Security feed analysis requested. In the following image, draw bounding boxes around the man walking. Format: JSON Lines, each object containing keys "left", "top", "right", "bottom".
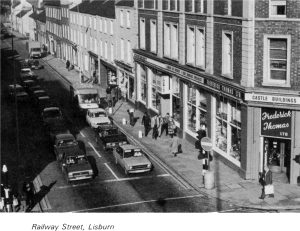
{"left": 127, "top": 108, "right": 135, "bottom": 126}
{"left": 151, "top": 115, "right": 160, "bottom": 140}
{"left": 160, "top": 113, "right": 170, "bottom": 137}
{"left": 141, "top": 112, "right": 151, "bottom": 137}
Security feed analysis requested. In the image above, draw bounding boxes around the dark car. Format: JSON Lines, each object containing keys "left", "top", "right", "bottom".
{"left": 20, "top": 68, "right": 38, "bottom": 83}
{"left": 22, "top": 79, "right": 38, "bottom": 92}
{"left": 94, "top": 124, "right": 128, "bottom": 150}
{"left": 53, "top": 134, "right": 79, "bottom": 162}
{"left": 1, "top": 32, "right": 13, "bottom": 40}
{"left": 42, "top": 107, "right": 63, "bottom": 124}
{"left": 46, "top": 119, "right": 70, "bottom": 142}
{"left": 37, "top": 96, "right": 56, "bottom": 112}
{"left": 30, "top": 60, "right": 44, "bottom": 70}
{"left": 32, "top": 90, "right": 47, "bottom": 104}
{"left": 7, "top": 84, "right": 29, "bottom": 102}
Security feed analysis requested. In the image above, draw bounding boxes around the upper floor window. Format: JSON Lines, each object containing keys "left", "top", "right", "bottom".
{"left": 270, "top": 0, "right": 286, "bottom": 17}
{"left": 140, "top": 18, "right": 145, "bottom": 49}
{"left": 185, "top": 0, "right": 204, "bottom": 13}
{"left": 263, "top": 35, "right": 291, "bottom": 87}
{"left": 150, "top": 20, "right": 157, "bottom": 53}
{"left": 120, "top": 10, "right": 124, "bottom": 27}
{"left": 222, "top": 31, "right": 233, "bottom": 78}
{"left": 187, "top": 26, "right": 205, "bottom": 68}
{"left": 100, "top": 18, "right": 103, "bottom": 32}
{"left": 110, "top": 20, "right": 113, "bottom": 35}
{"left": 111, "top": 43, "right": 114, "bottom": 62}
{"left": 127, "top": 11, "right": 130, "bottom": 28}
{"left": 164, "top": 22, "right": 178, "bottom": 60}
{"left": 94, "top": 17, "right": 96, "bottom": 30}
{"left": 89, "top": 16, "right": 92, "bottom": 28}
{"left": 104, "top": 19, "right": 107, "bottom": 34}
{"left": 127, "top": 40, "right": 131, "bottom": 63}
{"left": 121, "top": 38, "right": 125, "bottom": 60}
{"left": 138, "top": 0, "right": 144, "bottom": 8}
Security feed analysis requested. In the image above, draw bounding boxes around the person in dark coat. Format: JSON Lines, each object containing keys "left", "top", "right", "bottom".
{"left": 151, "top": 115, "right": 159, "bottom": 140}
{"left": 66, "top": 60, "right": 70, "bottom": 70}
{"left": 141, "top": 112, "right": 151, "bottom": 137}
{"left": 22, "top": 179, "right": 35, "bottom": 210}
{"left": 168, "top": 117, "right": 176, "bottom": 138}
{"left": 127, "top": 108, "right": 135, "bottom": 126}
{"left": 259, "top": 165, "right": 274, "bottom": 199}
{"left": 160, "top": 113, "right": 170, "bottom": 137}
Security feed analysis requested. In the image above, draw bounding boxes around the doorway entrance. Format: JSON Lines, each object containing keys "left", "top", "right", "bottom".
{"left": 263, "top": 137, "right": 291, "bottom": 182}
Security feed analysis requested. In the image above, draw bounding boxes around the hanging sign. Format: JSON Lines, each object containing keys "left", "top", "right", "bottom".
{"left": 261, "top": 108, "right": 292, "bottom": 138}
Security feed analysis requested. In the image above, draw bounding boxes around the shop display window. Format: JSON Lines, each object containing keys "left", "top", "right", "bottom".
{"left": 140, "top": 64, "right": 146, "bottom": 102}
{"left": 129, "top": 76, "right": 134, "bottom": 100}
{"left": 172, "top": 95, "right": 181, "bottom": 122}
{"left": 151, "top": 71, "right": 161, "bottom": 110}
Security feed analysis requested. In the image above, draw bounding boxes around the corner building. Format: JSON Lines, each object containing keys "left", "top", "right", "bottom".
{"left": 133, "top": 0, "right": 300, "bottom": 184}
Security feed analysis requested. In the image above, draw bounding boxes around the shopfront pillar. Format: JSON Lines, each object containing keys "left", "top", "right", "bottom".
{"left": 290, "top": 110, "right": 300, "bottom": 185}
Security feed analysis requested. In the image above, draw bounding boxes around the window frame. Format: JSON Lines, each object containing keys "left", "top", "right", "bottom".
{"left": 120, "top": 10, "right": 124, "bottom": 27}
{"left": 164, "top": 22, "right": 179, "bottom": 61}
{"left": 127, "top": 11, "right": 130, "bottom": 28}
{"left": 221, "top": 31, "right": 233, "bottom": 79}
{"left": 150, "top": 19, "right": 157, "bottom": 54}
{"left": 269, "top": 0, "right": 287, "bottom": 18}
{"left": 139, "top": 18, "right": 146, "bottom": 50}
{"left": 263, "top": 34, "right": 291, "bottom": 87}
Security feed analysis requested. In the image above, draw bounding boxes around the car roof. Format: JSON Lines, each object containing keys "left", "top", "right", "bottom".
{"left": 21, "top": 68, "right": 31, "bottom": 71}
{"left": 56, "top": 134, "right": 75, "bottom": 140}
{"left": 9, "top": 84, "right": 22, "bottom": 88}
{"left": 120, "top": 144, "right": 140, "bottom": 151}
{"left": 24, "top": 80, "right": 35, "bottom": 83}
{"left": 43, "top": 107, "right": 60, "bottom": 112}
{"left": 88, "top": 108, "right": 106, "bottom": 113}
{"left": 38, "top": 96, "right": 50, "bottom": 100}
{"left": 34, "top": 90, "right": 45, "bottom": 93}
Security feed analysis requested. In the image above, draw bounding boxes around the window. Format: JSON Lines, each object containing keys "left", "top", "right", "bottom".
{"left": 100, "top": 40, "right": 103, "bottom": 56}
{"left": 185, "top": 0, "right": 204, "bottom": 13}
{"left": 110, "top": 20, "right": 113, "bottom": 35}
{"left": 89, "top": 16, "right": 92, "bottom": 28}
{"left": 227, "top": 0, "right": 232, "bottom": 15}
{"left": 140, "top": 18, "right": 145, "bottom": 49}
{"left": 84, "top": 15, "right": 86, "bottom": 27}
{"left": 222, "top": 32, "right": 233, "bottom": 78}
{"left": 104, "top": 19, "right": 107, "bottom": 34}
{"left": 94, "top": 38, "right": 97, "bottom": 54}
{"left": 121, "top": 39, "right": 124, "bottom": 60}
{"left": 263, "top": 35, "right": 290, "bottom": 86}
{"left": 187, "top": 26, "right": 205, "bottom": 68}
{"left": 100, "top": 18, "right": 102, "bottom": 32}
{"left": 127, "top": 11, "right": 130, "bottom": 28}
{"left": 105, "top": 42, "right": 108, "bottom": 59}
{"left": 150, "top": 69, "right": 161, "bottom": 110}
{"left": 150, "top": 20, "right": 157, "bottom": 53}
{"left": 127, "top": 40, "right": 131, "bottom": 63}
{"left": 94, "top": 17, "right": 96, "bottom": 30}
{"left": 270, "top": 0, "right": 286, "bottom": 17}
{"left": 84, "top": 54, "right": 88, "bottom": 71}
{"left": 90, "top": 36, "right": 92, "bottom": 51}
{"left": 111, "top": 44, "right": 114, "bottom": 62}
{"left": 120, "top": 10, "right": 124, "bottom": 27}
{"left": 214, "top": 96, "right": 241, "bottom": 163}
{"left": 164, "top": 23, "right": 178, "bottom": 60}
{"left": 85, "top": 34, "right": 87, "bottom": 48}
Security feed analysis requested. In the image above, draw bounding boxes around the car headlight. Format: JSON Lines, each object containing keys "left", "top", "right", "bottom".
{"left": 89, "top": 170, "right": 93, "bottom": 175}
{"left": 147, "top": 164, "right": 151, "bottom": 168}
{"left": 128, "top": 166, "right": 132, "bottom": 170}
{"left": 68, "top": 173, "right": 72, "bottom": 177}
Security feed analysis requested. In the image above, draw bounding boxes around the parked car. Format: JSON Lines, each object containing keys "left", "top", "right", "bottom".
{"left": 37, "top": 96, "right": 56, "bottom": 112}
{"left": 27, "top": 85, "right": 42, "bottom": 98}
{"left": 42, "top": 107, "right": 63, "bottom": 124}
{"left": 22, "top": 79, "right": 38, "bottom": 92}
{"left": 53, "top": 134, "right": 79, "bottom": 162}
{"left": 94, "top": 124, "right": 128, "bottom": 150}
{"left": 113, "top": 144, "right": 152, "bottom": 175}
{"left": 60, "top": 147, "right": 93, "bottom": 183}
{"left": 1, "top": 32, "right": 13, "bottom": 40}
{"left": 7, "top": 84, "right": 28, "bottom": 101}
{"left": 20, "top": 68, "right": 38, "bottom": 83}
{"left": 86, "top": 108, "right": 111, "bottom": 129}
{"left": 32, "top": 90, "right": 47, "bottom": 104}
{"left": 21, "top": 59, "right": 44, "bottom": 70}
{"left": 46, "top": 119, "right": 70, "bottom": 142}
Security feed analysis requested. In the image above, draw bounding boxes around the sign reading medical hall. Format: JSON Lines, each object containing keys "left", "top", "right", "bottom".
{"left": 261, "top": 108, "right": 292, "bottom": 138}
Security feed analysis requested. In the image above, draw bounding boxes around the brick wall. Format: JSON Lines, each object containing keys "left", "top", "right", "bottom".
{"left": 213, "top": 18, "right": 243, "bottom": 84}
{"left": 255, "top": 0, "right": 269, "bottom": 18}
{"left": 254, "top": 21, "right": 300, "bottom": 90}
{"left": 287, "top": 0, "right": 300, "bottom": 18}
{"left": 256, "top": 0, "right": 300, "bottom": 18}
{"left": 214, "top": 0, "right": 243, "bottom": 17}
{"left": 232, "top": 0, "right": 243, "bottom": 17}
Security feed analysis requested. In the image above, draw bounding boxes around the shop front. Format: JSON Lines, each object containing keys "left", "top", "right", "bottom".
{"left": 100, "top": 59, "right": 117, "bottom": 89}
{"left": 88, "top": 51, "right": 99, "bottom": 84}
{"left": 245, "top": 93, "right": 300, "bottom": 184}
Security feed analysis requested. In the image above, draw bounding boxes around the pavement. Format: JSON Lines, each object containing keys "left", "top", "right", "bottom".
{"left": 11, "top": 30, "right": 300, "bottom": 211}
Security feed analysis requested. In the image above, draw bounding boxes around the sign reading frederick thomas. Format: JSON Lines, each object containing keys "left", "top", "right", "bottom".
{"left": 261, "top": 108, "right": 292, "bottom": 138}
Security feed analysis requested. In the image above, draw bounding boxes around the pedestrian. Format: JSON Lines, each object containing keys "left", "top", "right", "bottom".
{"left": 127, "top": 108, "right": 135, "bottom": 126}
{"left": 2, "top": 165, "right": 9, "bottom": 187}
{"left": 160, "top": 113, "right": 170, "bottom": 137}
{"left": 19, "top": 193, "right": 27, "bottom": 212}
{"left": 12, "top": 192, "right": 20, "bottom": 212}
{"left": 168, "top": 117, "right": 176, "bottom": 138}
{"left": 0, "top": 197, "right": 4, "bottom": 212}
{"left": 66, "top": 60, "right": 70, "bottom": 70}
{"left": 22, "top": 179, "right": 35, "bottom": 210}
{"left": 259, "top": 165, "right": 274, "bottom": 199}
{"left": 157, "top": 114, "right": 163, "bottom": 137}
{"left": 106, "top": 87, "right": 112, "bottom": 102}
{"left": 170, "top": 134, "right": 179, "bottom": 157}
{"left": 141, "top": 112, "right": 151, "bottom": 137}
{"left": 151, "top": 115, "right": 159, "bottom": 140}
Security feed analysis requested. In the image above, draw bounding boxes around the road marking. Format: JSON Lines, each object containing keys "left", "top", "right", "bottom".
{"left": 56, "top": 174, "right": 171, "bottom": 189}
{"left": 88, "top": 142, "right": 101, "bottom": 157}
{"left": 68, "top": 194, "right": 204, "bottom": 213}
{"left": 104, "top": 163, "right": 119, "bottom": 180}
{"left": 79, "top": 130, "right": 85, "bottom": 137}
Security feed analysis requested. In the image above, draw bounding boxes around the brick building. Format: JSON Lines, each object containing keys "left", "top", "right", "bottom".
{"left": 133, "top": 0, "right": 300, "bottom": 184}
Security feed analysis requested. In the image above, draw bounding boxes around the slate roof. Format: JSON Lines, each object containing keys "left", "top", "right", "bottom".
{"left": 16, "top": 10, "right": 31, "bottom": 18}
{"left": 70, "top": 0, "right": 116, "bottom": 19}
{"left": 12, "top": 1, "right": 21, "bottom": 8}
{"left": 29, "top": 11, "right": 38, "bottom": 19}
{"left": 35, "top": 10, "right": 46, "bottom": 23}
{"left": 115, "top": 0, "right": 134, "bottom": 7}
{"left": 44, "top": 0, "right": 60, "bottom": 7}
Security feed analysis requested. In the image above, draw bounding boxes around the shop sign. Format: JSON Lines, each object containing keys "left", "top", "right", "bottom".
{"left": 134, "top": 54, "right": 166, "bottom": 69}
{"left": 245, "top": 93, "right": 300, "bottom": 105}
{"left": 261, "top": 108, "right": 292, "bottom": 138}
{"left": 156, "top": 75, "right": 170, "bottom": 94}
{"left": 115, "top": 60, "right": 133, "bottom": 73}
{"left": 205, "top": 79, "right": 242, "bottom": 99}
{"left": 166, "top": 65, "right": 204, "bottom": 84}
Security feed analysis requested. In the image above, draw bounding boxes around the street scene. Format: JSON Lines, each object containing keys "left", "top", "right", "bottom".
{"left": 1, "top": 0, "right": 300, "bottom": 221}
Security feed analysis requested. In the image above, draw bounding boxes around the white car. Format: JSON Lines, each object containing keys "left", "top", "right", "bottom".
{"left": 86, "top": 108, "right": 111, "bottom": 128}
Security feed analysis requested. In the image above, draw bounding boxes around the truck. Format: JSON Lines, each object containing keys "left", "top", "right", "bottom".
{"left": 70, "top": 83, "right": 100, "bottom": 114}
{"left": 26, "top": 41, "right": 42, "bottom": 58}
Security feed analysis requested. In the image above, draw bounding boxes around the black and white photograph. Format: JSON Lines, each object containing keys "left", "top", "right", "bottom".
{"left": 1, "top": 0, "right": 300, "bottom": 230}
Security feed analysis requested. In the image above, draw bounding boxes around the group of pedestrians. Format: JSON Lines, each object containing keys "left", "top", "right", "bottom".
{"left": 0, "top": 165, "right": 35, "bottom": 212}
{"left": 140, "top": 112, "right": 181, "bottom": 157}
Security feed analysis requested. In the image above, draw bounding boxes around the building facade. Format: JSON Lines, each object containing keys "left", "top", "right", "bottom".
{"left": 133, "top": 0, "right": 300, "bottom": 184}
{"left": 36, "top": 10, "right": 47, "bottom": 46}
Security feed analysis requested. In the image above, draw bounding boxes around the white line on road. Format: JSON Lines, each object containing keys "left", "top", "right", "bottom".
{"left": 68, "top": 194, "right": 204, "bottom": 213}
{"left": 88, "top": 142, "right": 101, "bottom": 157}
{"left": 79, "top": 130, "right": 85, "bottom": 137}
{"left": 104, "top": 163, "right": 119, "bottom": 180}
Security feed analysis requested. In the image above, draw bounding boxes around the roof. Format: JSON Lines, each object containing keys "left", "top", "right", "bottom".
{"left": 43, "top": 107, "right": 60, "bottom": 112}
{"left": 121, "top": 144, "right": 140, "bottom": 150}
{"left": 16, "top": 10, "right": 31, "bottom": 18}
{"left": 44, "top": 0, "right": 60, "bottom": 7}
{"left": 115, "top": 0, "right": 134, "bottom": 7}
{"left": 12, "top": 1, "right": 21, "bottom": 8}
{"left": 70, "top": 0, "right": 116, "bottom": 19}
{"left": 35, "top": 10, "right": 46, "bottom": 23}
{"left": 88, "top": 108, "right": 106, "bottom": 113}
{"left": 29, "top": 11, "right": 38, "bottom": 19}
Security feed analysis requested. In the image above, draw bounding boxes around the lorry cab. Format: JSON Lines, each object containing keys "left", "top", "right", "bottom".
{"left": 61, "top": 148, "right": 93, "bottom": 182}
{"left": 70, "top": 83, "right": 99, "bottom": 114}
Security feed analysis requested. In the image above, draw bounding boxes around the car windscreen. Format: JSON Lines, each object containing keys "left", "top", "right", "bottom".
{"left": 57, "top": 139, "right": 76, "bottom": 146}
{"left": 124, "top": 149, "right": 142, "bottom": 158}
{"left": 78, "top": 94, "right": 98, "bottom": 104}
{"left": 21, "top": 70, "right": 31, "bottom": 74}
{"left": 32, "top": 48, "right": 40, "bottom": 52}
{"left": 44, "top": 109, "right": 61, "bottom": 118}
{"left": 92, "top": 111, "right": 107, "bottom": 118}
{"left": 105, "top": 129, "right": 118, "bottom": 136}
{"left": 66, "top": 156, "right": 87, "bottom": 165}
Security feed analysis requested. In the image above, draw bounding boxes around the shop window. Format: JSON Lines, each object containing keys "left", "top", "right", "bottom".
{"left": 269, "top": 0, "right": 286, "bottom": 17}
{"left": 150, "top": 69, "right": 161, "bottom": 110}
{"left": 140, "top": 64, "right": 147, "bottom": 103}
{"left": 129, "top": 75, "right": 134, "bottom": 100}
{"left": 263, "top": 36, "right": 290, "bottom": 87}
{"left": 171, "top": 76, "right": 180, "bottom": 123}
{"left": 214, "top": 96, "right": 241, "bottom": 162}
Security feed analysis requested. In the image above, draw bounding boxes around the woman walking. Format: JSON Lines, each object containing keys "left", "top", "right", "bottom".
{"left": 168, "top": 117, "right": 176, "bottom": 138}
{"left": 259, "top": 165, "right": 274, "bottom": 199}
{"left": 170, "top": 134, "right": 179, "bottom": 157}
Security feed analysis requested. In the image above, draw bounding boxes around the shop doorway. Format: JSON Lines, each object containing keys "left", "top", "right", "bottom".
{"left": 263, "top": 137, "right": 291, "bottom": 182}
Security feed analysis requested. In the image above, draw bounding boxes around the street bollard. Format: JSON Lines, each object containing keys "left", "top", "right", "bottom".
{"left": 122, "top": 118, "right": 126, "bottom": 125}
{"left": 138, "top": 131, "right": 142, "bottom": 138}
